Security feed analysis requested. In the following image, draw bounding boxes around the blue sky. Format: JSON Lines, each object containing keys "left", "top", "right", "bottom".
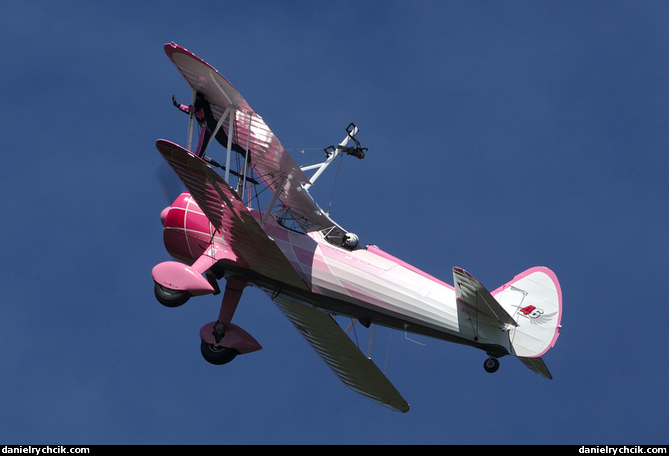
{"left": 1, "top": 0, "right": 668, "bottom": 444}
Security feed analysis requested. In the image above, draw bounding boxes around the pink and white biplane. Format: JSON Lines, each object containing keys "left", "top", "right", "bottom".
{"left": 152, "top": 43, "right": 562, "bottom": 413}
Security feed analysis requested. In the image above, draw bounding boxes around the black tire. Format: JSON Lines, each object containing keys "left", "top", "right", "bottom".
{"left": 200, "top": 340, "right": 239, "bottom": 365}
{"left": 483, "top": 357, "right": 500, "bottom": 373}
{"left": 154, "top": 282, "right": 191, "bottom": 308}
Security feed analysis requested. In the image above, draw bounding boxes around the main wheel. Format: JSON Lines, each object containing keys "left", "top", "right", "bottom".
{"left": 483, "top": 357, "right": 500, "bottom": 373}
{"left": 200, "top": 340, "right": 239, "bottom": 365}
{"left": 154, "top": 282, "right": 191, "bottom": 308}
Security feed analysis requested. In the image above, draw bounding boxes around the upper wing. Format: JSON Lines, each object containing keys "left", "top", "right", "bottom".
{"left": 271, "top": 294, "right": 410, "bottom": 413}
{"left": 164, "top": 42, "right": 341, "bottom": 233}
{"left": 156, "top": 139, "right": 308, "bottom": 290}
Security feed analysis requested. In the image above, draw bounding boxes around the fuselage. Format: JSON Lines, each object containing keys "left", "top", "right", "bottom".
{"left": 161, "top": 192, "right": 509, "bottom": 354}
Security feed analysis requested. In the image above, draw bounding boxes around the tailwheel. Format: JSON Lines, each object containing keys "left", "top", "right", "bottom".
{"left": 154, "top": 282, "right": 191, "bottom": 308}
{"left": 483, "top": 357, "right": 500, "bottom": 373}
{"left": 200, "top": 340, "right": 239, "bottom": 365}
{"left": 198, "top": 277, "right": 261, "bottom": 365}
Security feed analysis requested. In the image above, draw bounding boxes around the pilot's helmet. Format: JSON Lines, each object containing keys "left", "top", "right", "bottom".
{"left": 342, "top": 233, "right": 359, "bottom": 249}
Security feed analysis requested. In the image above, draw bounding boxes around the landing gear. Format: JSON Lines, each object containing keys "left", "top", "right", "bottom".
{"left": 198, "top": 277, "right": 263, "bottom": 365}
{"left": 200, "top": 340, "right": 239, "bottom": 365}
{"left": 483, "top": 357, "right": 500, "bottom": 373}
{"left": 153, "top": 263, "right": 262, "bottom": 363}
{"left": 154, "top": 282, "right": 191, "bottom": 308}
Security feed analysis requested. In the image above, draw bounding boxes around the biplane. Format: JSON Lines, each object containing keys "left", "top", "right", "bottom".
{"left": 152, "top": 43, "right": 562, "bottom": 413}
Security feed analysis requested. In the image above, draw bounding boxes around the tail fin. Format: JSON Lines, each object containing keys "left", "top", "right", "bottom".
{"left": 492, "top": 267, "right": 562, "bottom": 377}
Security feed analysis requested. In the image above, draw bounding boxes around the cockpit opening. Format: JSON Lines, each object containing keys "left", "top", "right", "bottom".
{"left": 321, "top": 226, "right": 360, "bottom": 251}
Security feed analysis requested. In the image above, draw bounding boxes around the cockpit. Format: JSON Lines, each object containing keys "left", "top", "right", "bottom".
{"left": 321, "top": 226, "right": 360, "bottom": 251}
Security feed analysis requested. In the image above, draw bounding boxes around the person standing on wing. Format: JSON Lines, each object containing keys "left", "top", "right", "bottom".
{"left": 173, "top": 92, "right": 246, "bottom": 159}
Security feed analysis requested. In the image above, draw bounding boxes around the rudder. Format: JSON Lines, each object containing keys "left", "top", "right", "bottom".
{"left": 492, "top": 267, "right": 562, "bottom": 360}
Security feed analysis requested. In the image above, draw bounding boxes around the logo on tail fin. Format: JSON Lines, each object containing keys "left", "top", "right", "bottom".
{"left": 516, "top": 305, "right": 557, "bottom": 325}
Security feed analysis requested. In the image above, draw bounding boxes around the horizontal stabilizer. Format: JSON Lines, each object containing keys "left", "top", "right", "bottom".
{"left": 271, "top": 295, "right": 410, "bottom": 413}
{"left": 519, "top": 356, "right": 552, "bottom": 379}
{"left": 453, "top": 267, "right": 518, "bottom": 328}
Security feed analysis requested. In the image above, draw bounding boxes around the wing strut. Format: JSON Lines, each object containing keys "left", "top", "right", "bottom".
{"left": 261, "top": 175, "right": 288, "bottom": 226}
{"left": 186, "top": 89, "right": 197, "bottom": 151}
{"left": 342, "top": 319, "right": 395, "bottom": 374}
{"left": 200, "top": 104, "right": 234, "bottom": 183}
{"left": 238, "top": 112, "right": 253, "bottom": 198}
{"left": 205, "top": 105, "right": 232, "bottom": 159}
{"left": 181, "top": 83, "right": 236, "bottom": 184}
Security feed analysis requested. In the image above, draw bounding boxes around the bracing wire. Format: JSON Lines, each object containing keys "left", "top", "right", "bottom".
{"left": 384, "top": 329, "right": 394, "bottom": 374}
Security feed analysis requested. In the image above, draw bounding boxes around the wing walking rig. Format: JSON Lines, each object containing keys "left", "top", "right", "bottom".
{"left": 152, "top": 43, "right": 563, "bottom": 413}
